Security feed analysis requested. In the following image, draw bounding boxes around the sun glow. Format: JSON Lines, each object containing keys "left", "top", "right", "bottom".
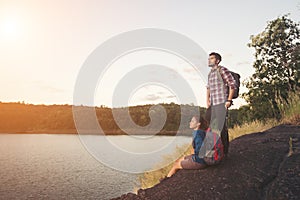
{"left": 0, "top": 15, "right": 22, "bottom": 41}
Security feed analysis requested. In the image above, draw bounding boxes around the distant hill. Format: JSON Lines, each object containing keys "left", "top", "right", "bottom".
{"left": 0, "top": 102, "right": 212, "bottom": 135}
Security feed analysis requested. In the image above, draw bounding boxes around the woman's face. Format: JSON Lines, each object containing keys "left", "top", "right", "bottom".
{"left": 189, "top": 117, "right": 200, "bottom": 130}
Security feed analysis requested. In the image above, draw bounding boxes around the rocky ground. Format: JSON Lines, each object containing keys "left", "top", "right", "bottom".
{"left": 112, "top": 124, "right": 300, "bottom": 200}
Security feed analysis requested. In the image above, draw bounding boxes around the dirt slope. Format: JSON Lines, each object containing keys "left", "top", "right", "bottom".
{"left": 112, "top": 124, "right": 300, "bottom": 200}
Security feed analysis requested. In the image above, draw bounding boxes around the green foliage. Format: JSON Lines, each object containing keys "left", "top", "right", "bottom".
{"left": 243, "top": 14, "right": 300, "bottom": 121}
{"left": 277, "top": 91, "right": 300, "bottom": 125}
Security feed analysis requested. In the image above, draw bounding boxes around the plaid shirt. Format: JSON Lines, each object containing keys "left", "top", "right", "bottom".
{"left": 206, "top": 66, "right": 236, "bottom": 106}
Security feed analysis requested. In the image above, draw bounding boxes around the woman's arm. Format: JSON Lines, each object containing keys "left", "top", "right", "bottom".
{"left": 189, "top": 144, "right": 195, "bottom": 154}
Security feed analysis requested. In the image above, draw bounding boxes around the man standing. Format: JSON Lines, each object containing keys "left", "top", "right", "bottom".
{"left": 205, "top": 52, "right": 236, "bottom": 156}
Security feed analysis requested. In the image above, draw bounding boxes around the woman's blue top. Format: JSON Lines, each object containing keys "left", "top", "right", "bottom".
{"left": 191, "top": 129, "right": 206, "bottom": 164}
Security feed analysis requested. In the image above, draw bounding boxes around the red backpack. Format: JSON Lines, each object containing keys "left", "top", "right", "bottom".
{"left": 203, "top": 128, "right": 224, "bottom": 165}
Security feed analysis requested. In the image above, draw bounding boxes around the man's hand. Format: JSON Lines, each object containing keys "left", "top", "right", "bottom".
{"left": 225, "top": 101, "right": 231, "bottom": 108}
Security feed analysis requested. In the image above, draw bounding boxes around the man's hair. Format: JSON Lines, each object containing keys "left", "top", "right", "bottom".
{"left": 209, "top": 52, "right": 222, "bottom": 63}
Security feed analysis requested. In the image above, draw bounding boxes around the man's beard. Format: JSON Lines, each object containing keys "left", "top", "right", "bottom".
{"left": 208, "top": 63, "right": 216, "bottom": 67}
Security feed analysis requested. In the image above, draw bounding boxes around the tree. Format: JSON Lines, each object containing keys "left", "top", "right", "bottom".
{"left": 243, "top": 14, "right": 300, "bottom": 121}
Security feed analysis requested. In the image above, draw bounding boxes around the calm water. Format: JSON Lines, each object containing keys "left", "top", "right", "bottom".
{"left": 0, "top": 134, "right": 191, "bottom": 199}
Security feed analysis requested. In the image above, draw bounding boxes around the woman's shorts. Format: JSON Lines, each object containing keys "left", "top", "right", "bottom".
{"left": 180, "top": 154, "right": 206, "bottom": 170}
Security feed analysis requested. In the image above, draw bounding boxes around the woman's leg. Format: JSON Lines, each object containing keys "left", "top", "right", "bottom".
{"left": 181, "top": 156, "right": 206, "bottom": 170}
{"left": 167, "top": 156, "right": 185, "bottom": 177}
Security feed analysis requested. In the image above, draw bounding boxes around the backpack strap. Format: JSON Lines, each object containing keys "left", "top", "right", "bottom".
{"left": 217, "top": 66, "right": 226, "bottom": 85}
{"left": 208, "top": 66, "right": 223, "bottom": 81}
{"left": 208, "top": 70, "right": 212, "bottom": 80}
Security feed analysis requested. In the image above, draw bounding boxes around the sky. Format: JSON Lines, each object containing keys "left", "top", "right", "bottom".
{"left": 0, "top": 0, "right": 299, "bottom": 109}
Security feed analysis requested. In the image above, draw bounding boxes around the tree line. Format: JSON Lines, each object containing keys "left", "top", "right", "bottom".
{"left": 0, "top": 101, "right": 243, "bottom": 135}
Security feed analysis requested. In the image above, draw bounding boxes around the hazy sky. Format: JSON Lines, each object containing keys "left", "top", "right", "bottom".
{"left": 1, "top": 0, "right": 299, "bottom": 108}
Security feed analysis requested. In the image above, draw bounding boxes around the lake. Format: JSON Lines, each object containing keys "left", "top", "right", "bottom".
{"left": 0, "top": 134, "right": 191, "bottom": 199}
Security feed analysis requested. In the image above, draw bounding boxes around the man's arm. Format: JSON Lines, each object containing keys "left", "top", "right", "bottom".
{"left": 220, "top": 67, "right": 236, "bottom": 108}
{"left": 225, "top": 88, "right": 235, "bottom": 108}
{"left": 228, "top": 87, "right": 234, "bottom": 101}
{"left": 206, "top": 88, "right": 210, "bottom": 108}
{"left": 206, "top": 72, "right": 211, "bottom": 108}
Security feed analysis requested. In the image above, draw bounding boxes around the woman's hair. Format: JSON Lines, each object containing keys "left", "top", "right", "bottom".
{"left": 193, "top": 115, "right": 209, "bottom": 130}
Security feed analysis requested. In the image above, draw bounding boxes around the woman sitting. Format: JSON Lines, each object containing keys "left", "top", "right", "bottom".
{"left": 166, "top": 115, "right": 208, "bottom": 178}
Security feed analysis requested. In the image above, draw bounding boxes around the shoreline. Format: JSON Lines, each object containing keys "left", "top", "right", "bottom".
{"left": 0, "top": 129, "right": 191, "bottom": 136}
